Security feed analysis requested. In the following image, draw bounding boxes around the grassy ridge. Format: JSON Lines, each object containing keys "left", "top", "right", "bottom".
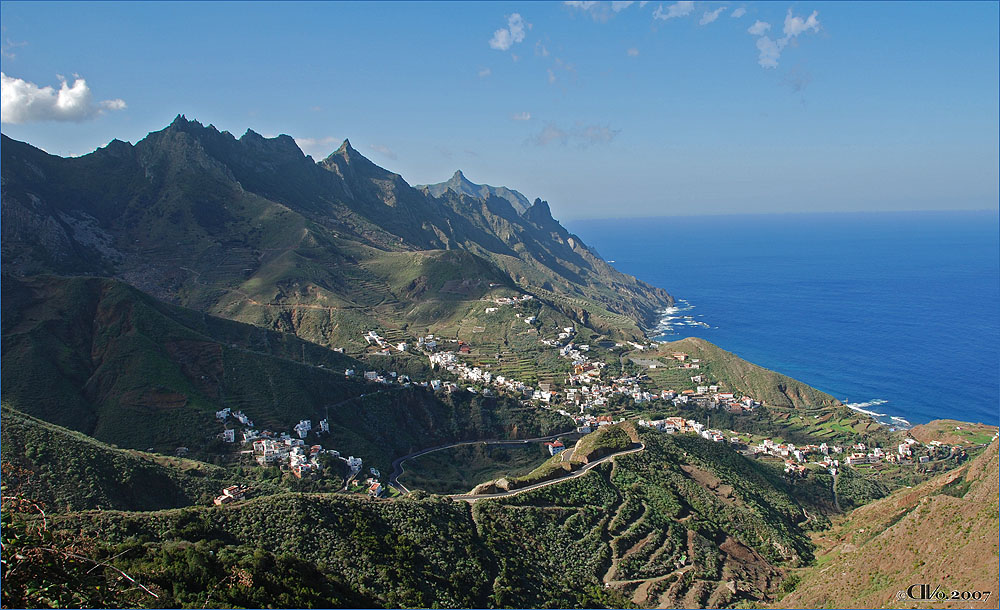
{"left": 1, "top": 275, "right": 570, "bottom": 470}
{"left": 777, "top": 440, "right": 999, "bottom": 609}
{"left": 8, "top": 426, "right": 820, "bottom": 608}
{"left": 0, "top": 405, "right": 238, "bottom": 511}
{"left": 653, "top": 337, "right": 841, "bottom": 409}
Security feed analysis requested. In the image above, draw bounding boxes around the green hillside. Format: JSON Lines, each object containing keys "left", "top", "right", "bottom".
{"left": 0, "top": 119, "right": 672, "bottom": 349}
{"left": 653, "top": 337, "right": 841, "bottom": 409}
{"left": 0, "top": 405, "right": 240, "bottom": 511}
{"left": 8, "top": 428, "right": 817, "bottom": 609}
{"left": 1, "top": 275, "right": 568, "bottom": 468}
{"left": 777, "top": 440, "right": 999, "bottom": 609}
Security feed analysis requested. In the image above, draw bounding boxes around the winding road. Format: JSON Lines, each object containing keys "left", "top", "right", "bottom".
{"left": 388, "top": 434, "right": 646, "bottom": 502}
{"left": 447, "top": 442, "right": 645, "bottom": 502}
{"left": 388, "top": 432, "right": 573, "bottom": 493}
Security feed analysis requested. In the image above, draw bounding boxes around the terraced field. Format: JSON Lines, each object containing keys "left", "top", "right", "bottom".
{"left": 466, "top": 427, "right": 802, "bottom": 608}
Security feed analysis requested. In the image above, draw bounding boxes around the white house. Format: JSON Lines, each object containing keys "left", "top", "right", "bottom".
{"left": 545, "top": 441, "right": 566, "bottom": 456}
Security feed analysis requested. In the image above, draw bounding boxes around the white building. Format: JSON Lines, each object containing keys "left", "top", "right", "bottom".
{"left": 294, "top": 420, "right": 312, "bottom": 439}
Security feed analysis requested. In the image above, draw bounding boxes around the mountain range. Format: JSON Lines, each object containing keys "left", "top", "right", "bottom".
{"left": 1, "top": 116, "right": 672, "bottom": 350}
{"left": 2, "top": 117, "right": 996, "bottom": 610}
{"left": 417, "top": 169, "right": 533, "bottom": 215}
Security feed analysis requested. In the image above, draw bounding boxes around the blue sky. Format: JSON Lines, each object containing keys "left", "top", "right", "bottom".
{"left": 1, "top": 1, "right": 997, "bottom": 219}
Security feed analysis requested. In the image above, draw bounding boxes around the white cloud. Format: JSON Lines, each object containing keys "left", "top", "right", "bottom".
{"left": 699, "top": 7, "right": 726, "bottom": 25}
{"left": 489, "top": 13, "right": 528, "bottom": 51}
{"left": 565, "top": 1, "right": 630, "bottom": 22}
{"left": 653, "top": 1, "right": 695, "bottom": 20}
{"left": 512, "top": 111, "right": 532, "bottom": 121}
{"left": 639, "top": 0, "right": 649, "bottom": 6}
{"left": 783, "top": 9, "right": 820, "bottom": 37}
{"left": 755, "top": 36, "right": 781, "bottom": 68}
{"left": 478, "top": 67, "right": 492, "bottom": 78}
{"left": 627, "top": 47, "right": 640, "bottom": 56}
{"left": 1, "top": 72, "right": 126, "bottom": 124}
{"left": 294, "top": 136, "right": 339, "bottom": 157}
{"left": 369, "top": 144, "right": 397, "bottom": 160}
{"left": 547, "top": 68, "right": 557, "bottom": 84}
{"left": 535, "top": 41, "right": 550, "bottom": 57}
{"left": 532, "top": 123, "right": 568, "bottom": 146}
{"left": 1, "top": 38, "right": 27, "bottom": 60}
{"left": 730, "top": 7, "right": 746, "bottom": 18}
{"left": 746, "top": 9, "right": 821, "bottom": 70}
{"left": 529, "top": 122, "right": 620, "bottom": 147}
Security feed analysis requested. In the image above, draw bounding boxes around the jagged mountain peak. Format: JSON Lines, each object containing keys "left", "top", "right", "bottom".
{"left": 2, "top": 117, "right": 675, "bottom": 337}
{"left": 419, "top": 170, "right": 532, "bottom": 215}
{"left": 448, "top": 169, "right": 472, "bottom": 185}
{"left": 326, "top": 138, "right": 373, "bottom": 167}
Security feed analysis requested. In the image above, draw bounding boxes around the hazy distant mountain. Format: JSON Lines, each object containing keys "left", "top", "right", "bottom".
{"left": 418, "top": 170, "right": 533, "bottom": 215}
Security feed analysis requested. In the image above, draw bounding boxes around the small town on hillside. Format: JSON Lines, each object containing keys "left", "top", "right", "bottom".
{"left": 209, "top": 294, "right": 970, "bottom": 503}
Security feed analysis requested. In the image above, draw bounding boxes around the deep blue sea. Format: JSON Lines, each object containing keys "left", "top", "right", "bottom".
{"left": 568, "top": 210, "right": 1000, "bottom": 427}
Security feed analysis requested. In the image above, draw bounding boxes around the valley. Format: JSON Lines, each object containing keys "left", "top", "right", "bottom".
{"left": 1, "top": 119, "right": 996, "bottom": 609}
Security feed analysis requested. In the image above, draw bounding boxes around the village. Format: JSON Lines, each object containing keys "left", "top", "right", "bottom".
{"left": 208, "top": 295, "right": 958, "bottom": 504}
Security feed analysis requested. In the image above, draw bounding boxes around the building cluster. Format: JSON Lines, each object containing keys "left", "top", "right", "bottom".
{"left": 215, "top": 408, "right": 367, "bottom": 480}
{"left": 213, "top": 484, "right": 251, "bottom": 506}
{"left": 362, "top": 330, "right": 408, "bottom": 353}
{"left": 489, "top": 294, "right": 534, "bottom": 307}
{"left": 636, "top": 410, "right": 959, "bottom": 477}
{"left": 638, "top": 416, "right": 727, "bottom": 441}
{"left": 747, "top": 435, "right": 948, "bottom": 473}
{"left": 360, "top": 369, "right": 412, "bottom": 386}
{"left": 428, "top": 351, "right": 533, "bottom": 397}
{"left": 562, "top": 412, "right": 625, "bottom": 433}
{"left": 669, "top": 351, "right": 701, "bottom": 369}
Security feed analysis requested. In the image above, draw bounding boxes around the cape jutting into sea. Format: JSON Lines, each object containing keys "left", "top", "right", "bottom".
{"left": 569, "top": 209, "right": 1000, "bottom": 428}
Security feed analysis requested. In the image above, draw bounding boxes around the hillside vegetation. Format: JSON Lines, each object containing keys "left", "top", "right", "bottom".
{"left": 777, "top": 440, "right": 999, "bottom": 609}
{"left": 654, "top": 337, "right": 840, "bottom": 409}
{"left": 1, "top": 119, "right": 672, "bottom": 348}
{"left": 0, "top": 405, "right": 241, "bottom": 511}
{"left": 26, "top": 429, "right": 816, "bottom": 608}
{"left": 1, "top": 275, "right": 568, "bottom": 469}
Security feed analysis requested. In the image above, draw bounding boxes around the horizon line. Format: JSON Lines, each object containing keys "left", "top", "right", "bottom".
{"left": 562, "top": 208, "right": 1000, "bottom": 223}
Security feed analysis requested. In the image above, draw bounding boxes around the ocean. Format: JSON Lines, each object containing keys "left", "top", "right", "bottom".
{"left": 567, "top": 210, "right": 1000, "bottom": 427}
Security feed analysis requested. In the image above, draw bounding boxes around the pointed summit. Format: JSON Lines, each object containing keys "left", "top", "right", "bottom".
{"left": 418, "top": 171, "right": 532, "bottom": 215}
{"left": 523, "top": 198, "right": 555, "bottom": 226}
{"left": 336, "top": 139, "right": 355, "bottom": 155}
